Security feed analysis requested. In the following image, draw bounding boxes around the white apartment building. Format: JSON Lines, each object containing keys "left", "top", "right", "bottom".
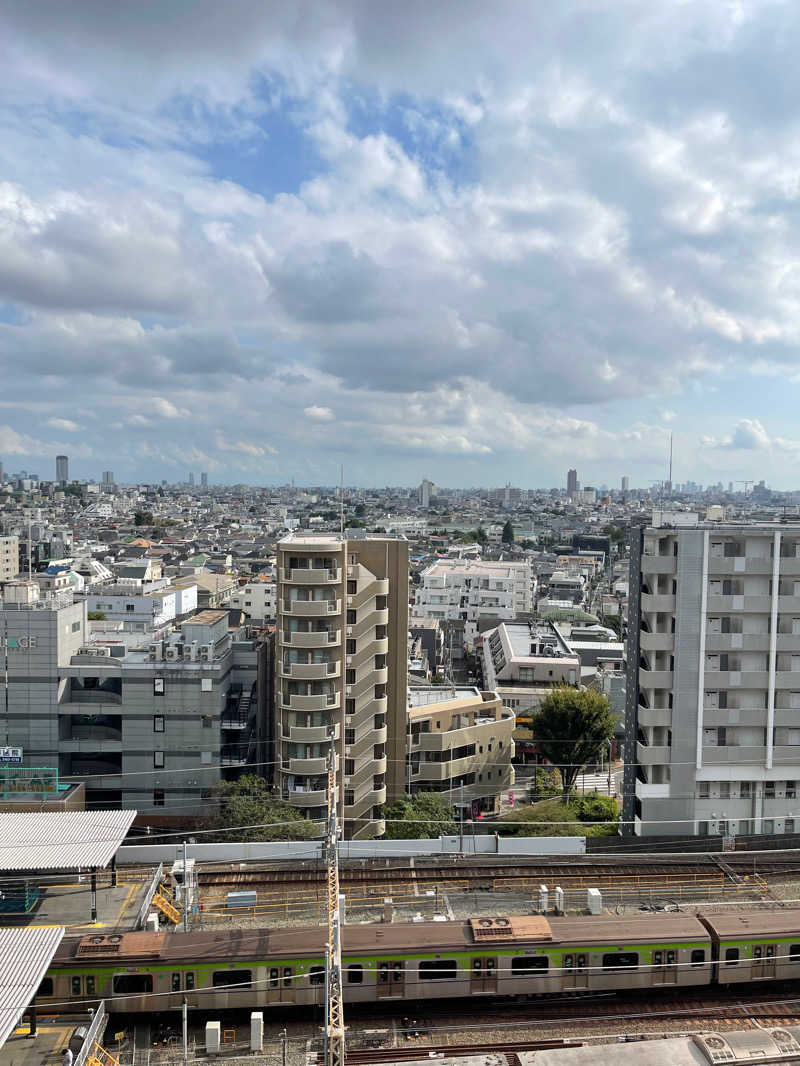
{"left": 626, "top": 522, "right": 800, "bottom": 838}
{"left": 414, "top": 558, "right": 534, "bottom": 645}
{"left": 229, "top": 579, "right": 276, "bottom": 623}
{"left": 481, "top": 620, "right": 581, "bottom": 717}
{"left": 0, "top": 535, "right": 19, "bottom": 584}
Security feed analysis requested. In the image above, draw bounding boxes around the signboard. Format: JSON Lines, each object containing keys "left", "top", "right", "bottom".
{"left": 0, "top": 747, "right": 23, "bottom": 764}
{"left": 0, "top": 766, "right": 58, "bottom": 795}
{"left": 508, "top": 791, "right": 515, "bottom": 808}
{"left": 0, "top": 636, "right": 38, "bottom": 650}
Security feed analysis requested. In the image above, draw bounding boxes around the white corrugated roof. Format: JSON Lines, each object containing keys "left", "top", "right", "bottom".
{"left": 0, "top": 810, "right": 137, "bottom": 870}
{"left": 0, "top": 925, "right": 65, "bottom": 1047}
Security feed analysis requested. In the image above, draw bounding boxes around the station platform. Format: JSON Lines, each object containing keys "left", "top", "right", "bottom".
{"left": 7, "top": 881, "right": 147, "bottom": 933}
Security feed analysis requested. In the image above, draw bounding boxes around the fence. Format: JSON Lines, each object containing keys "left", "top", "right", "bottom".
{"left": 135, "top": 862, "right": 164, "bottom": 930}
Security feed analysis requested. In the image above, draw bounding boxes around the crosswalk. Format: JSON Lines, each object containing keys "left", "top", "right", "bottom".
{"left": 573, "top": 771, "right": 616, "bottom": 796}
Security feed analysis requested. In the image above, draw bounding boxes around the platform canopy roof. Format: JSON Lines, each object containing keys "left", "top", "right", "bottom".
{"left": 0, "top": 810, "right": 137, "bottom": 870}
{"left": 0, "top": 926, "right": 65, "bottom": 1047}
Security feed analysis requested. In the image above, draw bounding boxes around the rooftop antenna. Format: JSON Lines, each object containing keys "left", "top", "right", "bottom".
{"left": 339, "top": 465, "right": 344, "bottom": 538}
{"left": 668, "top": 432, "right": 673, "bottom": 491}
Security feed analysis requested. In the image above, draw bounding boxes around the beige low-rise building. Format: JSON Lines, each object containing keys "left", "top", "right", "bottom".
{"left": 407, "top": 686, "right": 515, "bottom": 818}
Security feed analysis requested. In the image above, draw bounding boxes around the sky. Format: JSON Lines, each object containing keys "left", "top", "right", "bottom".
{"left": 2, "top": 2, "right": 800, "bottom": 489}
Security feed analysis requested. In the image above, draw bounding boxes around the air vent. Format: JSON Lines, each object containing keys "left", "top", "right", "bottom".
{"left": 75, "top": 931, "right": 166, "bottom": 959}
{"left": 76, "top": 935, "right": 122, "bottom": 957}
{"left": 468, "top": 916, "right": 552, "bottom": 942}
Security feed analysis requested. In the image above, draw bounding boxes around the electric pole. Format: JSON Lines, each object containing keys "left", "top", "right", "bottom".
{"left": 325, "top": 731, "right": 345, "bottom": 1066}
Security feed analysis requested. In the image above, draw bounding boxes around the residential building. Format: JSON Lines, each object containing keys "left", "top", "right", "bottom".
{"left": 56, "top": 455, "right": 68, "bottom": 485}
{"left": 625, "top": 522, "right": 800, "bottom": 838}
{"left": 419, "top": 479, "right": 436, "bottom": 508}
{"left": 407, "top": 686, "right": 515, "bottom": 818}
{"left": 481, "top": 620, "right": 581, "bottom": 717}
{"left": 275, "top": 531, "right": 408, "bottom": 838}
{"left": 414, "top": 558, "right": 533, "bottom": 645}
{"left": 621, "top": 475, "right": 630, "bottom": 492}
{"left": 201, "top": 472, "right": 208, "bottom": 488}
{"left": 0, "top": 535, "right": 19, "bottom": 583}
{"left": 101, "top": 471, "right": 114, "bottom": 489}
{"left": 567, "top": 469, "right": 578, "bottom": 496}
{"left": 229, "top": 578, "right": 276, "bottom": 623}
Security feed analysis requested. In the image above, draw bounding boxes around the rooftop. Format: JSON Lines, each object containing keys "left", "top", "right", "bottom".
{"left": 408, "top": 685, "right": 484, "bottom": 707}
{"left": 0, "top": 926, "right": 65, "bottom": 1049}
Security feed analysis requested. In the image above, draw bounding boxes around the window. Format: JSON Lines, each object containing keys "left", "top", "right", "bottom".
{"left": 347, "top": 964, "right": 363, "bottom": 984}
{"left": 346, "top": 699, "right": 355, "bottom": 715}
{"left": 212, "top": 970, "right": 252, "bottom": 988}
{"left": 725, "top": 947, "right": 739, "bottom": 966}
{"left": 719, "top": 782, "right": 730, "bottom": 799}
{"left": 697, "top": 782, "right": 709, "bottom": 799}
{"left": 346, "top": 639, "right": 356, "bottom": 655}
{"left": 602, "top": 952, "right": 639, "bottom": 970}
{"left": 37, "top": 977, "right": 53, "bottom": 997}
{"left": 790, "top": 945, "right": 800, "bottom": 962}
{"left": 172, "top": 973, "right": 181, "bottom": 992}
{"left": 344, "top": 789, "right": 354, "bottom": 807}
{"left": 346, "top": 670, "right": 355, "bottom": 685}
{"left": 153, "top": 789, "right": 165, "bottom": 807}
{"left": 201, "top": 678, "right": 212, "bottom": 692}
{"left": 113, "top": 974, "right": 153, "bottom": 994}
{"left": 269, "top": 968, "right": 279, "bottom": 989}
{"left": 71, "top": 977, "right": 82, "bottom": 996}
{"left": 283, "top": 967, "right": 292, "bottom": 988}
{"left": 203, "top": 715, "right": 212, "bottom": 728}
{"left": 765, "top": 782, "right": 775, "bottom": 799}
{"left": 691, "top": 950, "right": 705, "bottom": 967}
{"left": 126, "top": 604, "right": 135, "bottom": 613}
{"left": 185, "top": 972, "right": 195, "bottom": 990}
{"left": 788, "top": 781, "right": 797, "bottom": 799}
{"left": 72, "top": 621, "right": 81, "bottom": 632}
{"left": 419, "top": 960, "right": 457, "bottom": 980}
{"left": 511, "top": 956, "right": 549, "bottom": 975}
{"left": 154, "top": 715, "right": 165, "bottom": 732}
{"left": 345, "top": 759, "right": 355, "bottom": 775}
{"left": 85, "top": 975, "right": 96, "bottom": 995}
{"left": 309, "top": 966, "right": 325, "bottom": 986}
{"left": 740, "top": 781, "right": 751, "bottom": 798}
{"left": 154, "top": 677, "right": 165, "bottom": 695}
{"left": 347, "top": 610, "right": 356, "bottom": 625}
{"left": 154, "top": 751, "right": 165, "bottom": 768}
{"left": 345, "top": 728, "right": 355, "bottom": 744}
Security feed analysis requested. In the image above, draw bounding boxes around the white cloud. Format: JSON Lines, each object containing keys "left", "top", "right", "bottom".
{"left": 45, "top": 417, "right": 80, "bottom": 432}
{"left": 304, "top": 405, "right": 335, "bottom": 421}
{"left": 151, "top": 397, "right": 190, "bottom": 420}
{"left": 214, "top": 431, "right": 277, "bottom": 457}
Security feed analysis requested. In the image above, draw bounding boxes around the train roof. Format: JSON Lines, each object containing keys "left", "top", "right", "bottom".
{"left": 700, "top": 907, "right": 800, "bottom": 940}
{"left": 54, "top": 912, "right": 712, "bottom": 968}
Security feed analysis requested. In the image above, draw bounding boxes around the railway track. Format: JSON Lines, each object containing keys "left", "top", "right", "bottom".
{"left": 336, "top": 1039, "right": 583, "bottom": 1064}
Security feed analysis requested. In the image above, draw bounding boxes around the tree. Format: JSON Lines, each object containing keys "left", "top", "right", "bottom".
{"left": 87, "top": 610, "right": 107, "bottom": 621}
{"left": 475, "top": 526, "right": 488, "bottom": 546}
{"left": 134, "top": 510, "right": 154, "bottom": 526}
{"left": 382, "top": 793, "right": 457, "bottom": 839}
{"left": 501, "top": 520, "right": 515, "bottom": 544}
{"left": 203, "top": 775, "right": 321, "bottom": 841}
{"left": 530, "top": 687, "right": 615, "bottom": 803}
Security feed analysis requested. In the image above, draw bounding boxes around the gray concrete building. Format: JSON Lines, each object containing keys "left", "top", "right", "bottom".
{"left": 275, "top": 530, "right": 408, "bottom": 838}
{"left": 626, "top": 522, "right": 800, "bottom": 838}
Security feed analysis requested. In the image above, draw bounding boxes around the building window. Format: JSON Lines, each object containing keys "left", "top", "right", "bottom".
{"left": 346, "top": 669, "right": 356, "bottom": 685}
{"left": 344, "top": 789, "right": 354, "bottom": 806}
{"left": 202, "top": 715, "right": 212, "bottom": 728}
{"left": 126, "top": 604, "right": 135, "bottom": 613}
{"left": 346, "top": 699, "right": 355, "bottom": 715}
{"left": 72, "top": 621, "right": 81, "bottom": 632}
{"left": 345, "top": 759, "right": 355, "bottom": 776}
{"left": 201, "top": 678, "right": 212, "bottom": 692}
{"left": 153, "top": 715, "right": 165, "bottom": 733}
{"left": 154, "top": 677, "right": 165, "bottom": 696}
{"left": 154, "top": 751, "right": 165, "bottom": 768}
{"left": 345, "top": 728, "right": 355, "bottom": 744}
{"left": 347, "top": 610, "right": 356, "bottom": 625}
{"left": 153, "top": 790, "right": 165, "bottom": 807}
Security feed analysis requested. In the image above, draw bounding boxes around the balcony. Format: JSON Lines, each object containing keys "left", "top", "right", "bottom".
{"left": 641, "top": 593, "right": 675, "bottom": 613}
{"left": 282, "top": 692, "right": 340, "bottom": 712}
{"left": 701, "top": 745, "right": 766, "bottom": 764}
{"left": 282, "top": 599, "right": 341, "bottom": 617}
{"left": 640, "top": 632, "right": 674, "bottom": 652}
{"left": 221, "top": 748, "right": 248, "bottom": 766}
{"left": 706, "top": 632, "right": 768, "bottom": 652}
{"left": 704, "top": 670, "right": 769, "bottom": 689}
{"left": 69, "top": 687, "right": 122, "bottom": 706}
{"left": 636, "top": 742, "right": 672, "bottom": 765}
{"left": 641, "top": 555, "right": 677, "bottom": 575}
{"left": 637, "top": 707, "right": 672, "bottom": 727}
{"left": 708, "top": 556, "right": 772, "bottom": 575}
{"left": 706, "top": 594, "right": 771, "bottom": 613}
{"left": 285, "top": 756, "right": 329, "bottom": 775}
{"left": 777, "top": 633, "right": 800, "bottom": 653}
{"left": 774, "top": 671, "right": 800, "bottom": 689}
{"left": 639, "top": 668, "right": 673, "bottom": 689}
{"left": 284, "top": 724, "right": 338, "bottom": 744}
{"left": 282, "top": 629, "right": 341, "bottom": 648}
{"left": 282, "top": 787, "right": 327, "bottom": 807}
{"left": 281, "top": 661, "right": 341, "bottom": 681}
{"left": 281, "top": 567, "right": 342, "bottom": 584}
{"left": 771, "top": 746, "right": 800, "bottom": 764}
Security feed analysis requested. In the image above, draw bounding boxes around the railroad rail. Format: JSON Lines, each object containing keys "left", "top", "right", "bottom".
{"left": 333, "top": 1040, "right": 583, "bottom": 1065}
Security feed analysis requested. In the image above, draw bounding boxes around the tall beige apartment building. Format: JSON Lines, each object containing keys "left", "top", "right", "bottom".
{"left": 275, "top": 531, "right": 408, "bottom": 838}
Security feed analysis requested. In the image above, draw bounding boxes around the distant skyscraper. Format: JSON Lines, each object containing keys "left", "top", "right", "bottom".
{"left": 188, "top": 473, "right": 195, "bottom": 487}
{"left": 567, "top": 469, "right": 578, "bottom": 496}
{"left": 102, "top": 470, "right": 114, "bottom": 487}
{"left": 0, "top": 459, "right": 4, "bottom": 484}
{"left": 419, "top": 478, "right": 436, "bottom": 508}
{"left": 201, "top": 472, "right": 208, "bottom": 487}
{"left": 621, "top": 475, "right": 630, "bottom": 492}
{"left": 56, "top": 455, "right": 68, "bottom": 485}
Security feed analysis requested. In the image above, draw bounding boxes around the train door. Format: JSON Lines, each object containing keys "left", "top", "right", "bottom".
{"left": 652, "top": 949, "right": 678, "bottom": 985}
{"left": 281, "top": 966, "right": 296, "bottom": 1002}
{"left": 563, "top": 954, "right": 589, "bottom": 990}
{"left": 470, "top": 957, "right": 497, "bottom": 994}
{"left": 754, "top": 945, "right": 777, "bottom": 980}
{"left": 377, "top": 960, "right": 405, "bottom": 998}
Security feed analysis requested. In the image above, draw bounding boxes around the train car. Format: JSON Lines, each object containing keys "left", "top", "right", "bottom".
{"left": 700, "top": 908, "right": 800, "bottom": 986}
{"left": 37, "top": 911, "right": 714, "bottom": 1013}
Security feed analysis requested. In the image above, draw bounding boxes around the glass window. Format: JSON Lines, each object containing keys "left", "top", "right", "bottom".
{"left": 511, "top": 956, "right": 549, "bottom": 974}
{"left": 347, "top": 965, "right": 363, "bottom": 984}
{"left": 37, "top": 977, "right": 54, "bottom": 997}
{"left": 153, "top": 789, "right": 165, "bottom": 807}
{"left": 154, "top": 715, "right": 165, "bottom": 732}
{"left": 269, "top": 968, "right": 279, "bottom": 989}
{"left": 309, "top": 966, "right": 325, "bottom": 986}
{"left": 86, "top": 975, "right": 96, "bottom": 995}
{"left": 154, "top": 751, "right": 165, "bottom": 768}
{"left": 602, "top": 952, "right": 639, "bottom": 970}
{"left": 725, "top": 947, "right": 739, "bottom": 965}
{"left": 185, "top": 972, "right": 195, "bottom": 990}
{"left": 113, "top": 974, "right": 153, "bottom": 994}
{"left": 283, "top": 967, "right": 292, "bottom": 988}
{"left": 154, "top": 677, "right": 165, "bottom": 695}
{"left": 172, "top": 973, "right": 181, "bottom": 992}
{"left": 790, "top": 945, "right": 800, "bottom": 962}
{"left": 71, "top": 977, "right": 81, "bottom": 996}
{"left": 691, "top": 950, "right": 705, "bottom": 967}
{"left": 212, "top": 970, "right": 252, "bottom": 988}
{"left": 419, "top": 960, "right": 457, "bottom": 980}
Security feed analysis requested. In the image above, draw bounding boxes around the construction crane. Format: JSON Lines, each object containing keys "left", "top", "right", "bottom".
{"left": 324, "top": 731, "right": 345, "bottom": 1066}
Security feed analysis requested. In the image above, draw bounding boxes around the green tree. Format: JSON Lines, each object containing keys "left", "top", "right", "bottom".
{"left": 204, "top": 775, "right": 321, "bottom": 841}
{"left": 383, "top": 793, "right": 457, "bottom": 839}
{"left": 501, "top": 520, "right": 515, "bottom": 544}
{"left": 430, "top": 673, "right": 446, "bottom": 685}
{"left": 354, "top": 503, "right": 366, "bottom": 517}
{"left": 530, "top": 687, "right": 616, "bottom": 803}
{"left": 134, "top": 510, "right": 154, "bottom": 526}
{"left": 475, "top": 526, "right": 488, "bottom": 546}
{"left": 87, "top": 610, "right": 107, "bottom": 621}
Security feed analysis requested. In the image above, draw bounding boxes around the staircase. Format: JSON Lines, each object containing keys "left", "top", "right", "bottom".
{"left": 152, "top": 885, "right": 182, "bottom": 924}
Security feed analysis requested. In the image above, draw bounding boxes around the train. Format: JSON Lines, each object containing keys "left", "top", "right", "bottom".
{"left": 35, "top": 907, "right": 800, "bottom": 1014}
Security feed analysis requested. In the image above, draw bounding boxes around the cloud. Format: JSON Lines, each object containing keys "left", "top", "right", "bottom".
{"left": 151, "top": 397, "right": 190, "bottom": 420}
{"left": 703, "top": 418, "right": 771, "bottom": 450}
{"left": 304, "top": 405, "right": 335, "bottom": 421}
{"left": 45, "top": 417, "right": 80, "bottom": 432}
{"left": 214, "top": 431, "right": 277, "bottom": 457}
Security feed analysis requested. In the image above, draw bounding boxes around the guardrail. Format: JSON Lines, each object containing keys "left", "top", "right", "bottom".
{"left": 73, "top": 1001, "right": 107, "bottom": 1066}
{"left": 135, "top": 863, "right": 164, "bottom": 930}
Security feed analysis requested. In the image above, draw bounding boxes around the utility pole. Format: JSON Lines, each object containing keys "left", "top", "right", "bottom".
{"left": 325, "top": 731, "right": 345, "bottom": 1066}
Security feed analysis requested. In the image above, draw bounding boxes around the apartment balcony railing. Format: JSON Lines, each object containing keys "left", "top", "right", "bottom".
{"left": 280, "top": 567, "right": 342, "bottom": 584}
{"left": 280, "top": 661, "right": 341, "bottom": 681}
{"left": 282, "top": 599, "right": 342, "bottom": 617}
{"left": 282, "top": 692, "right": 340, "bottom": 712}
{"left": 282, "top": 628, "right": 340, "bottom": 648}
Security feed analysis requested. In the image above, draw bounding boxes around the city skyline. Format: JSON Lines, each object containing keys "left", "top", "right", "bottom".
{"left": 2, "top": 4, "right": 800, "bottom": 485}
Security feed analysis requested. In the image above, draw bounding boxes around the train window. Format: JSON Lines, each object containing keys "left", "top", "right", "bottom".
{"left": 766, "top": 946, "right": 775, "bottom": 959}
{"left": 602, "top": 953, "right": 639, "bottom": 970}
{"left": 725, "top": 948, "right": 739, "bottom": 965}
{"left": 472, "top": 959, "right": 482, "bottom": 973}
{"left": 86, "top": 976, "right": 96, "bottom": 996}
{"left": 378, "top": 963, "right": 389, "bottom": 984}
{"left": 666, "top": 951, "right": 676, "bottom": 967}
{"left": 563, "top": 954, "right": 573, "bottom": 969}
{"left": 691, "top": 950, "right": 706, "bottom": 967}
{"left": 71, "top": 977, "right": 81, "bottom": 996}
{"left": 347, "top": 965, "right": 363, "bottom": 984}
{"left": 754, "top": 947, "right": 762, "bottom": 960}
{"left": 171, "top": 973, "right": 181, "bottom": 992}
{"left": 212, "top": 970, "right": 252, "bottom": 989}
{"left": 186, "top": 973, "right": 195, "bottom": 990}
{"left": 283, "top": 967, "right": 292, "bottom": 988}
{"left": 309, "top": 966, "right": 325, "bottom": 986}
{"left": 577, "top": 955, "right": 586, "bottom": 969}
{"left": 486, "top": 959, "right": 496, "bottom": 976}
{"left": 512, "top": 956, "right": 549, "bottom": 975}
{"left": 113, "top": 975, "right": 153, "bottom": 994}
{"left": 393, "top": 963, "right": 403, "bottom": 982}
{"left": 269, "top": 968, "right": 279, "bottom": 989}
{"left": 419, "top": 960, "right": 457, "bottom": 980}
{"left": 791, "top": 945, "right": 800, "bottom": 962}
{"left": 653, "top": 951, "right": 663, "bottom": 965}
{"left": 37, "top": 977, "right": 53, "bottom": 997}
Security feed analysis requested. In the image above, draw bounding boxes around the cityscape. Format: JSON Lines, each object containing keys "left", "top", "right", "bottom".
{"left": 4, "top": 0, "right": 800, "bottom": 1063}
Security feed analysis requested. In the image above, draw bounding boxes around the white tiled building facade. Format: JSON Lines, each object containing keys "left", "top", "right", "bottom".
{"left": 414, "top": 558, "right": 533, "bottom": 645}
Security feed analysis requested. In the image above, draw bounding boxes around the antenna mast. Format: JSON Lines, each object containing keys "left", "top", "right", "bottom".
{"left": 668, "top": 432, "right": 673, "bottom": 491}
{"left": 325, "top": 731, "right": 345, "bottom": 1066}
{"left": 339, "top": 465, "right": 344, "bottom": 539}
